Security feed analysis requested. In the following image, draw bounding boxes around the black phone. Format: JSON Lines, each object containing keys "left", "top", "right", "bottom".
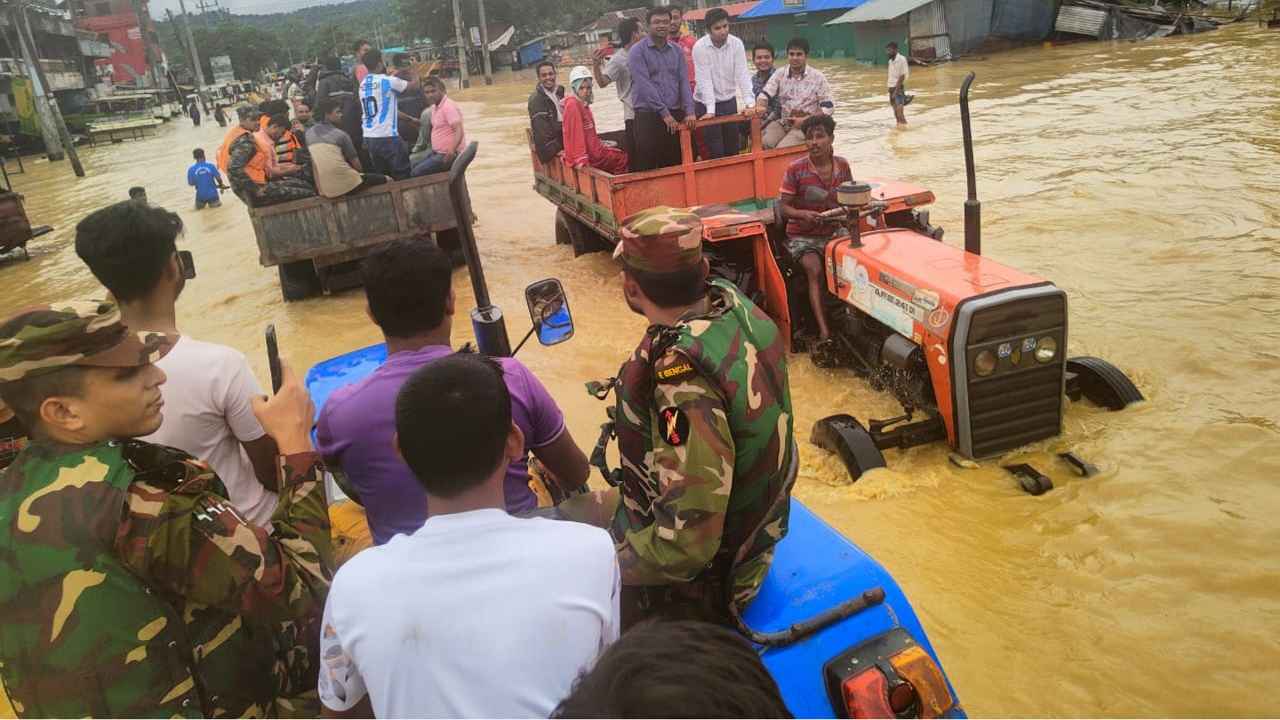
{"left": 177, "top": 250, "right": 196, "bottom": 280}
{"left": 265, "top": 324, "right": 282, "bottom": 394}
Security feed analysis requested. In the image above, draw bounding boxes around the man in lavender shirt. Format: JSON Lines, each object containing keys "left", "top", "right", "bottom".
{"left": 629, "top": 6, "right": 696, "bottom": 172}
{"left": 316, "top": 240, "right": 590, "bottom": 545}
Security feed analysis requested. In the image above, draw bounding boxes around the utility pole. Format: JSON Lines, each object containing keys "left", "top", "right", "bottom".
{"left": 175, "top": 0, "right": 206, "bottom": 88}
{"left": 451, "top": 0, "right": 469, "bottom": 89}
{"left": 11, "top": 4, "right": 84, "bottom": 176}
{"left": 477, "top": 0, "right": 493, "bottom": 85}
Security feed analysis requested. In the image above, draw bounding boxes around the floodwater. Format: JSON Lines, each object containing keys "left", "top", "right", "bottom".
{"left": 2, "top": 22, "right": 1278, "bottom": 716}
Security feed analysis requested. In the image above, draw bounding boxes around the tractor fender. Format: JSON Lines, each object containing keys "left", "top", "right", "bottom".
{"left": 811, "top": 414, "right": 887, "bottom": 482}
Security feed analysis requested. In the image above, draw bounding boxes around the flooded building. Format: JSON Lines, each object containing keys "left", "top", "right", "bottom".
{"left": 67, "top": 0, "right": 163, "bottom": 87}
{"left": 684, "top": 1, "right": 767, "bottom": 47}
{"left": 738, "top": 0, "right": 867, "bottom": 58}
{"left": 825, "top": 0, "right": 1057, "bottom": 63}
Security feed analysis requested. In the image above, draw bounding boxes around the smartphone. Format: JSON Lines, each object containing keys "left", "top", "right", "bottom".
{"left": 265, "top": 324, "right": 282, "bottom": 394}
{"left": 177, "top": 250, "right": 196, "bottom": 280}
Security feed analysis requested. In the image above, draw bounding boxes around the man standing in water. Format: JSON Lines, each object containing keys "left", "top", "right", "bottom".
{"left": 562, "top": 207, "right": 798, "bottom": 629}
{"left": 887, "top": 41, "right": 910, "bottom": 126}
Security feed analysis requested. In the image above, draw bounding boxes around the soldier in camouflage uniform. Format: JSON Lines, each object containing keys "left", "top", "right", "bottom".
{"left": 0, "top": 301, "right": 332, "bottom": 718}
{"left": 226, "top": 113, "right": 316, "bottom": 207}
{"left": 562, "top": 206, "right": 799, "bottom": 629}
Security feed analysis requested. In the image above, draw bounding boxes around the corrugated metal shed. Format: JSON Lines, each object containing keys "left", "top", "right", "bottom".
{"left": 827, "top": 0, "right": 935, "bottom": 24}
{"left": 741, "top": 0, "right": 868, "bottom": 19}
{"left": 1054, "top": 5, "right": 1108, "bottom": 36}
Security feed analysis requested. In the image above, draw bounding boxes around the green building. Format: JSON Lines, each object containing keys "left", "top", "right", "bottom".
{"left": 739, "top": 0, "right": 874, "bottom": 59}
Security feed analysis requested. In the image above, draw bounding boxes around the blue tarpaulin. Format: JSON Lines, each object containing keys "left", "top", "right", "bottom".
{"left": 741, "top": 0, "right": 867, "bottom": 18}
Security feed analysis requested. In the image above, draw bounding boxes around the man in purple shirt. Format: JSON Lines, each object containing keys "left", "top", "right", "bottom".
{"left": 628, "top": 6, "right": 696, "bottom": 172}
{"left": 316, "top": 241, "right": 590, "bottom": 544}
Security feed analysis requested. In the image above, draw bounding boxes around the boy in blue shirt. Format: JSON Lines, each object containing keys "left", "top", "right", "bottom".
{"left": 187, "top": 148, "right": 227, "bottom": 210}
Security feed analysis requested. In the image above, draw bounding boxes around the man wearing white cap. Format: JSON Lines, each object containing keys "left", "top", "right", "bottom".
{"left": 562, "top": 66, "right": 630, "bottom": 175}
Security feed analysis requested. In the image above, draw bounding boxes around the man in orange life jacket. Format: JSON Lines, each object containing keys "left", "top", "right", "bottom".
{"left": 227, "top": 113, "right": 316, "bottom": 207}
{"left": 217, "top": 104, "right": 261, "bottom": 177}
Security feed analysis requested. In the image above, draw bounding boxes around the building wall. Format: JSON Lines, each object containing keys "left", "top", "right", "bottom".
{"left": 850, "top": 19, "right": 908, "bottom": 64}
{"left": 77, "top": 14, "right": 148, "bottom": 84}
{"left": 764, "top": 10, "right": 857, "bottom": 58}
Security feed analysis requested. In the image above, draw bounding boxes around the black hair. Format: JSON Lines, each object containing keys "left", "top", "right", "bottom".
{"left": 424, "top": 75, "right": 446, "bottom": 92}
{"left": 259, "top": 99, "right": 289, "bottom": 116}
{"left": 705, "top": 7, "right": 730, "bottom": 26}
{"left": 800, "top": 113, "right": 835, "bottom": 138}
{"left": 394, "top": 353, "right": 512, "bottom": 497}
{"left": 267, "top": 113, "right": 290, "bottom": 129}
{"left": 362, "top": 49, "right": 382, "bottom": 71}
{"left": 887, "top": 41, "right": 899, "bottom": 49}
{"left": 128, "top": 186, "right": 146, "bottom": 198}
{"left": 668, "top": 2, "right": 684, "bottom": 14}
{"left": 625, "top": 262, "right": 707, "bottom": 309}
{"left": 535, "top": 60, "right": 556, "bottom": 75}
{"left": 75, "top": 201, "right": 183, "bottom": 302}
{"left": 192, "top": 148, "right": 205, "bottom": 160}
{"left": 321, "top": 53, "right": 340, "bottom": 71}
{"left": 786, "top": 37, "right": 810, "bottom": 55}
{"left": 753, "top": 41, "right": 775, "bottom": 57}
{"left": 361, "top": 239, "right": 452, "bottom": 338}
{"left": 317, "top": 96, "right": 342, "bottom": 118}
{"left": 0, "top": 367, "right": 89, "bottom": 430}
{"left": 646, "top": 6, "right": 671, "bottom": 24}
{"left": 294, "top": 97, "right": 311, "bottom": 110}
{"left": 352, "top": 38, "right": 369, "bottom": 53}
{"left": 617, "top": 17, "right": 641, "bottom": 46}
{"left": 552, "top": 620, "right": 792, "bottom": 718}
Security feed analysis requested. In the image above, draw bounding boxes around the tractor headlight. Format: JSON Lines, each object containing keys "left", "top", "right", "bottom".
{"left": 975, "top": 350, "right": 997, "bottom": 377}
{"left": 1035, "top": 337, "right": 1058, "bottom": 363}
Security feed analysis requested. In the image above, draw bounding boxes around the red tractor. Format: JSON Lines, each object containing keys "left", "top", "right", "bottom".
{"left": 699, "top": 74, "right": 1142, "bottom": 494}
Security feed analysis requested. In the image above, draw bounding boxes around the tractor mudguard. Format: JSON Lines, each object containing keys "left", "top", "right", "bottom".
{"left": 1065, "top": 356, "right": 1144, "bottom": 410}
{"left": 811, "top": 414, "right": 887, "bottom": 482}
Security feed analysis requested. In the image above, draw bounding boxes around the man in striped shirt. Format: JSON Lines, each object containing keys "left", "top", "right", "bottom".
{"left": 358, "top": 49, "right": 419, "bottom": 180}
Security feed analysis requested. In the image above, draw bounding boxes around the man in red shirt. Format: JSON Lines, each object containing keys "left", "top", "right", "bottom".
{"left": 778, "top": 114, "right": 852, "bottom": 352}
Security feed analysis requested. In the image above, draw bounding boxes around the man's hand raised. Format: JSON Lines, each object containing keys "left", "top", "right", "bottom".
{"left": 252, "top": 361, "right": 315, "bottom": 456}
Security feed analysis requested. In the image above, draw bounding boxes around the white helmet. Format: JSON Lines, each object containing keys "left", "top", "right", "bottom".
{"left": 569, "top": 66, "right": 593, "bottom": 85}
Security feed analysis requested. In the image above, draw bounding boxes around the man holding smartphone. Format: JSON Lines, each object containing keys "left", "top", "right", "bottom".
{"left": 74, "top": 201, "right": 283, "bottom": 528}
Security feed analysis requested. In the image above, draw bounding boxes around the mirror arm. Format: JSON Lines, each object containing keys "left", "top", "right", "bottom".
{"left": 512, "top": 323, "right": 539, "bottom": 356}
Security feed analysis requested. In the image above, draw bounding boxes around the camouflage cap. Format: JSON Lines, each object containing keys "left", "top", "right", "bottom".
{"left": 614, "top": 206, "right": 703, "bottom": 273}
{"left": 0, "top": 300, "right": 176, "bottom": 383}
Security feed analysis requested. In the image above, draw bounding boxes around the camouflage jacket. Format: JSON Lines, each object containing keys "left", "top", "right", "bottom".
{"left": 0, "top": 439, "right": 332, "bottom": 718}
{"left": 226, "top": 132, "right": 260, "bottom": 196}
{"left": 611, "top": 279, "right": 798, "bottom": 612}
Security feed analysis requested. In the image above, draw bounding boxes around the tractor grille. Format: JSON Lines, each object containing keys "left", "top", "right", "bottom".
{"left": 953, "top": 286, "right": 1067, "bottom": 458}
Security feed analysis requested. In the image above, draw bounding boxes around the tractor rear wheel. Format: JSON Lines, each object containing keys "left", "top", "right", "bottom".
{"left": 810, "top": 414, "right": 887, "bottom": 482}
{"left": 1066, "top": 357, "right": 1144, "bottom": 410}
{"left": 278, "top": 261, "right": 320, "bottom": 302}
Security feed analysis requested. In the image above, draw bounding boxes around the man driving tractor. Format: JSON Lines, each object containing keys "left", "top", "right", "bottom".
{"left": 562, "top": 207, "right": 798, "bottom": 630}
{"left": 779, "top": 114, "right": 853, "bottom": 362}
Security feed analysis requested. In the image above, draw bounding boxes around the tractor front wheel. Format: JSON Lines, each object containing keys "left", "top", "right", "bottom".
{"left": 1065, "top": 356, "right": 1144, "bottom": 410}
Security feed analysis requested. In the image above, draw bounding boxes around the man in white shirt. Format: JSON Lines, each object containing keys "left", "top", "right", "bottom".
{"left": 887, "top": 41, "right": 910, "bottom": 126}
{"left": 593, "top": 16, "right": 643, "bottom": 161}
{"left": 692, "top": 7, "right": 755, "bottom": 159}
{"left": 318, "top": 353, "right": 619, "bottom": 719}
{"left": 74, "top": 201, "right": 280, "bottom": 527}
{"left": 358, "top": 48, "right": 419, "bottom": 179}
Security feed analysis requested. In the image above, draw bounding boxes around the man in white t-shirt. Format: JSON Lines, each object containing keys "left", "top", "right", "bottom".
{"left": 318, "top": 353, "right": 619, "bottom": 719}
{"left": 74, "top": 201, "right": 280, "bottom": 527}
{"left": 887, "top": 41, "right": 910, "bottom": 126}
{"left": 358, "top": 48, "right": 418, "bottom": 180}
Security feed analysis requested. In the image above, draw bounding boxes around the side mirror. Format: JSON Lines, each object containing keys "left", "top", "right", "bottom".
{"left": 525, "top": 278, "right": 575, "bottom": 347}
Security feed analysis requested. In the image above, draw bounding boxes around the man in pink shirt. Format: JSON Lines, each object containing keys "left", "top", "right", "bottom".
{"left": 411, "top": 76, "right": 467, "bottom": 177}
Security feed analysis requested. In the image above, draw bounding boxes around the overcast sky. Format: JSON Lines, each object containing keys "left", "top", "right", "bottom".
{"left": 148, "top": 0, "right": 356, "bottom": 20}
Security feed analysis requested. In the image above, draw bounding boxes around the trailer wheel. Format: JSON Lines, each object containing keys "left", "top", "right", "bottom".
{"left": 557, "top": 210, "right": 610, "bottom": 256}
{"left": 810, "top": 414, "right": 886, "bottom": 482}
{"left": 278, "top": 261, "right": 320, "bottom": 302}
{"left": 554, "top": 210, "right": 574, "bottom": 246}
{"left": 1066, "top": 356, "right": 1144, "bottom": 410}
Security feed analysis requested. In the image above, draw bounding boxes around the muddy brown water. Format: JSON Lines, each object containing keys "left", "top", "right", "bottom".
{"left": 2, "top": 23, "right": 1278, "bottom": 716}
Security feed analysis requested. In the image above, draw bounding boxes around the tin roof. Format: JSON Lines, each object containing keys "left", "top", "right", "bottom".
{"left": 741, "top": 0, "right": 869, "bottom": 19}
{"left": 827, "top": 0, "right": 934, "bottom": 23}
{"left": 684, "top": 1, "right": 762, "bottom": 21}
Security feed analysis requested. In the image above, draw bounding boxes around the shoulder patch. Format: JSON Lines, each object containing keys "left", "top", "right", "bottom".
{"left": 655, "top": 361, "right": 697, "bottom": 383}
{"left": 658, "top": 407, "right": 690, "bottom": 446}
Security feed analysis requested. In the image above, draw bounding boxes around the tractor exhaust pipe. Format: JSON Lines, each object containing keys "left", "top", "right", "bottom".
{"left": 960, "top": 72, "right": 981, "bottom": 257}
